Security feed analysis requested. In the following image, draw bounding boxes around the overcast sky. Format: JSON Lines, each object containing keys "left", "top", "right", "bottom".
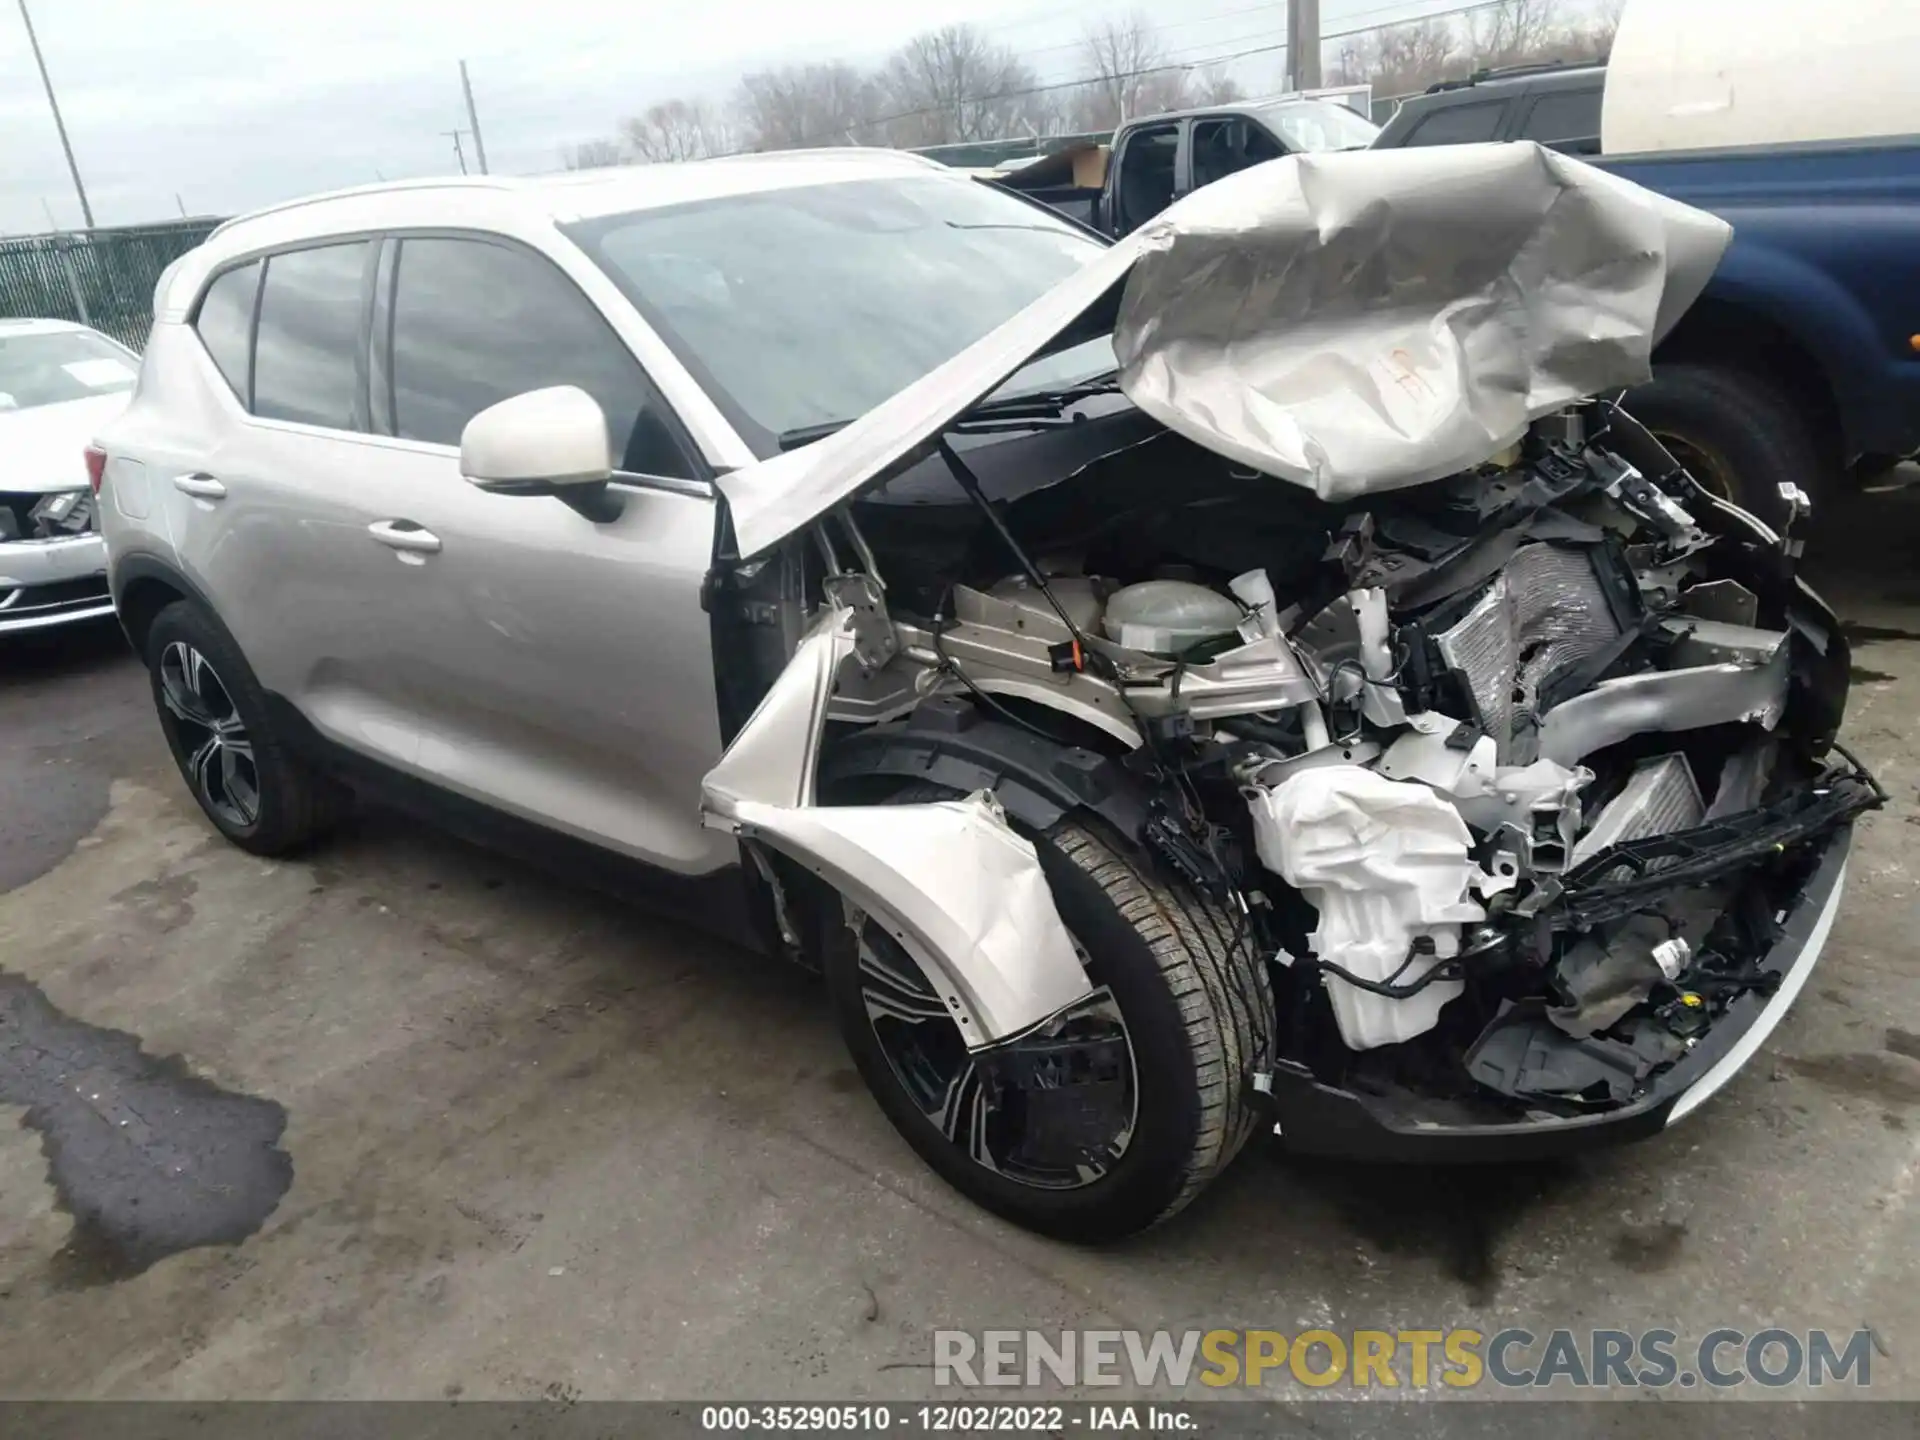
{"left": 1, "top": 0, "right": 1468, "bottom": 234}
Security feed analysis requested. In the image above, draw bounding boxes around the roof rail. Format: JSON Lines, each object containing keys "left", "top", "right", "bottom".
{"left": 209, "top": 175, "right": 517, "bottom": 240}
{"left": 1423, "top": 56, "right": 1607, "bottom": 93}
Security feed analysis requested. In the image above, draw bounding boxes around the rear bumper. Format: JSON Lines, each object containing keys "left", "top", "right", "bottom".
{"left": 0, "top": 533, "right": 114, "bottom": 634}
{"left": 1259, "top": 823, "right": 1854, "bottom": 1161}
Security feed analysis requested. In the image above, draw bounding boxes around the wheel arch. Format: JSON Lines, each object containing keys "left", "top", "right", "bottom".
{"left": 1652, "top": 297, "right": 1846, "bottom": 471}
{"left": 819, "top": 695, "right": 1158, "bottom": 844}
{"left": 113, "top": 554, "right": 214, "bottom": 658}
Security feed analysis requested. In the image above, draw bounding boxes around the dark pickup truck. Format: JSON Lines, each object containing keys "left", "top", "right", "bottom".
{"left": 1367, "top": 62, "right": 1920, "bottom": 523}
{"left": 1068, "top": 74, "right": 1920, "bottom": 524}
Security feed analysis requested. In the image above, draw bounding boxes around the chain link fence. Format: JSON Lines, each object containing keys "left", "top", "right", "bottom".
{"left": 0, "top": 220, "right": 221, "bottom": 351}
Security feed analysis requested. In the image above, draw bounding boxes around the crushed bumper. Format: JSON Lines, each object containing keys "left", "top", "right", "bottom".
{"left": 1257, "top": 821, "right": 1854, "bottom": 1161}
{"left": 0, "top": 534, "right": 113, "bottom": 634}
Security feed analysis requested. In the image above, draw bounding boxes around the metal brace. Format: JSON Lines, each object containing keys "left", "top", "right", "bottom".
{"left": 821, "top": 572, "right": 899, "bottom": 675}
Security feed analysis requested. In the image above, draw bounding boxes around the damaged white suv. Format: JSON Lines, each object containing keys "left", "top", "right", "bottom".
{"left": 98, "top": 144, "right": 1879, "bottom": 1240}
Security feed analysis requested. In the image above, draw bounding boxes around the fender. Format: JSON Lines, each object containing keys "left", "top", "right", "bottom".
{"left": 700, "top": 612, "right": 1126, "bottom": 1046}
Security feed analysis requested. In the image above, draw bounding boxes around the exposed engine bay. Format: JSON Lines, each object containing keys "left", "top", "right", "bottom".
{"left": 699, "top": 143, "right": 1880, "bottom": 1149}
{"left": 722, "top": 398, "right": 1879, "bottom": 1128}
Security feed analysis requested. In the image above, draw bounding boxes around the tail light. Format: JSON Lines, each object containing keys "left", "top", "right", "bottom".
{"left": 84, "top": 445, "right": 107, "bottom": 495}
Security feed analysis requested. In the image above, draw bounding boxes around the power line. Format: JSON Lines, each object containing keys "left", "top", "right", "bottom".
{"left": 762, "top": 0, "right": 1511, "bottom": 150}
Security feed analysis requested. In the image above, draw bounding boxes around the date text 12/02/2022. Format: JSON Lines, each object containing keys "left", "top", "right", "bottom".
{"left": 700, "top": 1406, "right": 1195, "bottom": 1431}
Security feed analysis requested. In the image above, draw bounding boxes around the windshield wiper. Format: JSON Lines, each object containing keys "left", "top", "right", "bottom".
{"left": 949, "top": 372, "right": 1123, "bottom": 432}
{"left": 774, "top": 372, "right": 1123, "bottom": 453}
{"left": 777, "top": 418, "right": 853, "bottom": 451}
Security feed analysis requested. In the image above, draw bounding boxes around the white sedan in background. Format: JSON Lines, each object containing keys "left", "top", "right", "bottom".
{"left": 0, "top": 318, "right": 137, "bottom": 635}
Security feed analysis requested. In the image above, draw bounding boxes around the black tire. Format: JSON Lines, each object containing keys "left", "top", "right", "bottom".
{"left": 824, "top": 786, "right": 1272, "bottom": 1242}
{"left": 145, "top": 600, "right": 345, "bottom": 855}
{"left": 1620, "top": 362, "right": 1825, "bottom": 528}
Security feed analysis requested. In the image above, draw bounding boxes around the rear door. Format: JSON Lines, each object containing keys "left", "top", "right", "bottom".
{"left": 1104, "top": 121, "right": 1183, "bottom": 235}
{"left": 355, "top": 232, "right": 732, "bottom": 873}
{"left": 163, "top": 239, "right": 434, "bottom": 771}
{"left": 1510, "top": 84, "right": 1606, "bottom": 154}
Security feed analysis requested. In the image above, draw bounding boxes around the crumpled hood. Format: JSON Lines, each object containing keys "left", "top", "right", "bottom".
{"left": 717, "top": 142, "right": 1730, "bottom": 557}
{"left": 0, "top": 393, "right": 130, "bottom": 493}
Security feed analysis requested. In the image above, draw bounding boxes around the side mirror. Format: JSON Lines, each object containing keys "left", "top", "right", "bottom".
{"left": 460, "top": 386, "right": 620, "bottom": 520}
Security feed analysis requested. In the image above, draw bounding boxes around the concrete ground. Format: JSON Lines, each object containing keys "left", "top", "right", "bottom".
{"left": 0, "top": 487, "right": 1915, "bottom": 1406}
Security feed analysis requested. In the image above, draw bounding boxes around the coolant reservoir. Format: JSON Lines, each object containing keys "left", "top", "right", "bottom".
{"left": 1102, "top": 580, "right": 1243, "bottom": 655}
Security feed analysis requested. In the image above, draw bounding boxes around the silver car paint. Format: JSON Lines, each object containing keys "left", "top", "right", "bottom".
{"left": 103, "top": 203, "right": 759, "bottom": 875}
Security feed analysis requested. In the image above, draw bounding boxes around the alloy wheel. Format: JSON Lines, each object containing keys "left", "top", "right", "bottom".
{"left": 855, "top": 919, "right": 1138, "bottom": 1190}
{"left": 158, "top": 641, "right": 260, "bottom": 830}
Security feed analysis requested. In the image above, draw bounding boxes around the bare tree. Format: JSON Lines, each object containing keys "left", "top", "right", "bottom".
{"left": 733, "top": 61, "right": 880, "bottom": 150}
{"left": 1328, "top": 18, "right": 1460, "bottom": 98}
{"left": 1188, "top": 65, "right": 1245, "bottom": 108}
{"left": 1464, "top": 0, "right": 1563, "bottom": 70}
{"left": 563, "top": 138, "right": 626, "bottom": 171}
{"left": 622, "top": 99, "right": 732, "bottom": 163}
{"left": 1076, "top": 13, "right": 1167, "bottom": 130}
{"left": 879, "top": 24, "right": 1043, "bottom": 146}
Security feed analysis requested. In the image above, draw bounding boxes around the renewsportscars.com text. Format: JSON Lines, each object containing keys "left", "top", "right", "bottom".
{"left": 933, "top": 1327, "right": 1876, "bottom": 1391}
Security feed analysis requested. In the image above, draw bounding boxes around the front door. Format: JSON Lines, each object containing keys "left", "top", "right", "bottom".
{"left": 353, "top": 233, "right": 732, "bottom": 874}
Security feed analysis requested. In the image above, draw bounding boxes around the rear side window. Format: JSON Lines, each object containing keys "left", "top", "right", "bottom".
{"left": 385, "top": 236, "right": 693, "bottom": 478}
{"left": 1519, "top": 88, "right": 1604, "bottom": 152}
{"left": 194, "top": 261, "right": 260, "bottom": 401}
{"left": 1404, "top": 100, "right": 1505, "bottom": 146}
{"left": 253, "top": 242, "right": 370, "bottom": 430}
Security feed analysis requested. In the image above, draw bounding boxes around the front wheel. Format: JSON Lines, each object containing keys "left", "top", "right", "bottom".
{"left": 824, "top": 792, "right": 1273, "bottom": 1242}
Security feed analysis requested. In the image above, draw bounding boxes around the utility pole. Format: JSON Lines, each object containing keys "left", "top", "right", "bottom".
{"left": 443, "top": 129, "right": 469, "bottom": 175}
{"left": 459, "top": 61, "right": 490, "bottom": 174}
{"left": 16, "top": 0, "right": 94, "bottom": 229}
{"left": 1287, "top": 0, "right": 1322, "bottom": 93}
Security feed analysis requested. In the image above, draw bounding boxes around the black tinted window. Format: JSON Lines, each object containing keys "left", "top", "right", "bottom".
{"left": 1520, "top": 88, "right": 1603, "bottom": 151}
{"left": 1404, "top": 100, "right": 1505, "bottom": 145}
{"left": 253, "top": 243, "right": 369, "bottom": 429}
{"left": 388, "top": 237, "right": 692, "bottom": 478}
{"left": 194, "top": 261, "right": 259, "bottom": 401}
{"left": 1117, "top": 125, "right": 1179, "bottom": 231}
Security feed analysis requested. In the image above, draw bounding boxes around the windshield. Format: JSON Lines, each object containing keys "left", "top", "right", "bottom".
{"left": 566, "top": 176, "right": 1116, "bottom": 454}
{"left": 0, "top": 329, "right": 137, "bottom": 412}
{"left": 1263, "top": 99, "right": 1380, "bottom": 152}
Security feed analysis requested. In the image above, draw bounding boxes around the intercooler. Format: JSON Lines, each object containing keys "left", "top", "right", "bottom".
{"left": 1568, "top": 753, "right": 1706, "bottom": 869}
{"left": 1432, "top": 543, "right": 1625, "bottom": 762}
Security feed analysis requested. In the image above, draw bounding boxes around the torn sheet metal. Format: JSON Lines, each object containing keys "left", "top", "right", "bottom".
{"left": 715, "top": 143, "right": 1729, "bottom": 557}
{"left": 1114, "top": 143, "right": 1730, "bottom": 502}
{"left": 1250, "top": 765, "right": 1484, "bottom": 1051}
{"left": 701, "top": 607, "right": 1093, "bottom": 1047}
{"left": 1536, "top": 643, "right": 1790, "bottom": 768}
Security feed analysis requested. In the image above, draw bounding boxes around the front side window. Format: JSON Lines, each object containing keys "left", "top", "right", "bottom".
{"left": 253, "top": 242, "right": 370, "bottom": 429}
{"left": 1192, "top": 117, "right": 1284, "bottom": 189}
{"left": 385, "top": 236, "right": 693, "bottom": 478}
{"left": 193, "top": 260, "right": 260, "bottom": 402}
{"left": 0, "top": 327, "right": 139, "bottom": 412}
{"left": 566, "top": 175, "right": 1113, "bottom": 452}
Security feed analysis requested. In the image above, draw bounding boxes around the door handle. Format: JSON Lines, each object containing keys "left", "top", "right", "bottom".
{"left": 368, "top": 519, "right": 442, "bottom": 554}
{"left": 173, "top": 472, "right": 227, "bottom": 499}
